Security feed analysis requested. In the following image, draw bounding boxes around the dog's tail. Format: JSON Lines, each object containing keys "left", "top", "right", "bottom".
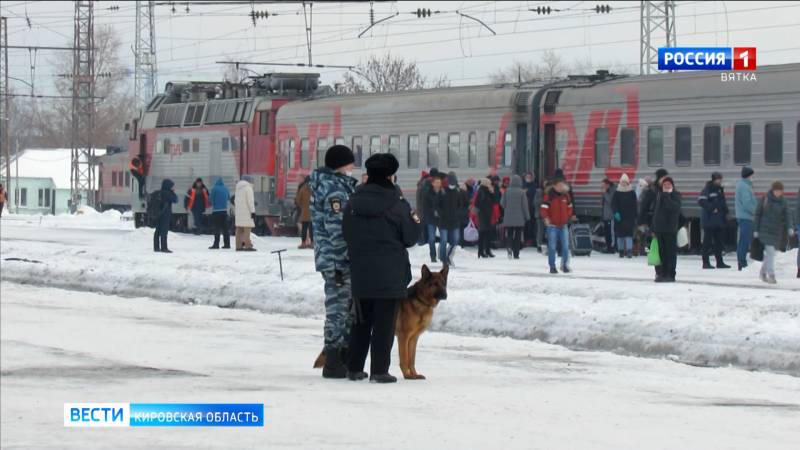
{"left": 313, "top": 349, "right": 326, "bottom": 368}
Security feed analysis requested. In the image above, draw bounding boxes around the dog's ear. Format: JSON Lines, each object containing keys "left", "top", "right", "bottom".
{"left": 440, "top": 264, "right": 449, "bottom": 280}
{"left": 421, "top": 264, "right": 431, "bottom": 279}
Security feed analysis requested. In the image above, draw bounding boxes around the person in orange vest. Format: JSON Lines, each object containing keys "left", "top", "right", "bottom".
{"left": 129, "top": 157, "right": 146, "bottom": 199}
{"left": 186, "top": 178, "right": 210, "bottom": 234}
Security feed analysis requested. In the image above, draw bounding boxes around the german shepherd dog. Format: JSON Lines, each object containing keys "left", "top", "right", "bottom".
{"left": 312, "top": 264, "right": 449, "bottom": 380}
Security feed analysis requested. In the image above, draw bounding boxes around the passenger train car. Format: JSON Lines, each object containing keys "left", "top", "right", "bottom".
{"left": 129, "top": 63, "right": 799, "bottom": 242}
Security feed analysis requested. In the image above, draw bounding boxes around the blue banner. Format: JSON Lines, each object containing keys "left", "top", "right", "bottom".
{"left": 129, "top": 403, "right": 264, "bottom": 427}
{"left": 658, "top": 47, "right": 732, "bottom": 71}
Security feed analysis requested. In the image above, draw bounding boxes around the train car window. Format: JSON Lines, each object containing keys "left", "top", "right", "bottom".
{"left": 190, "top": 104, "right": 204, "bottom": 125}
{"left": 156, "top": 140, "right": 163, "bottom": 154}
{"left": 182, "top": 139, "right": 190, "bottom": 154}
{"left": 334, "top": 136, "right": 344, "bottom": 146}
{"left": 594, "top": 128, "right": 609, "bottom": 168}
{"left": 408, "top": 135, "right": 420, "bottom": 169}
{"left": 288, "top": 138, "right": 296, "bottom": 169}
{"left": 317, "top": 138, "right": 328, "bottom": 168}
{"left": 352, "top": 136, "right": 363, "bottom": 167}
{"left": 192, "top": 138, "right": 200, "bottom": 153}
{"left": 488, "top": 131, "right": 497, "bottom": 167}
{"left": 675, "top": 126, "right": 692, "bottom": 167}
{"left": 184, "top": 106, "right": 197, "bottom": 126}
{"left": 170, "top": 106, "right": 184, "bottom": 127}
{"left": 733, "top": 124, "right": 751, "bottom": 165}
{"left": 388, "top": 135, "right": 400, "bottom": 157}
{"left": 764, "top": 122, "right": 783, "bottom": 165}
{"left": 647, "top": 127, "right": 663, "bottom": 166}
{"left": 301, "top": 138, "right": 310, "bottom": 168}
{"left": 259, "top": 112, "right": 269, "bottom": 135}
{"left": 222, "top": 137, "right": 230, "bottom": 152}
{"left": 797, "top": 122, "right": 799, "bottom": 165}
{"left": 111, "top": 172, "right": 117, "bottom": 187}
{"left": 503, "top": 132, "right": 513, "bottom": 167}
{"left": 427, "top": 134, "right": 440, "bottom": 168}
{"left": 125, "top": 172, "right": 131, "bottom": 187}
{"left": 156, "top": 108, "right": 168, "bottom": 127}
{"left": 224, "top": 102, "right": 237, "bottom": 123}
{"left": 448, "top": 133, "right": 460, "bottom": 168}
{"left": 240, "top": 102, "right": 252, "bottom": 122}
{"left": 468, "top": 132, "right": 477, "bottom": 168}
{"left": 370, "top": 135, "right": 381, "bottom": 156}
{"left": 620, "top": 128, "right": 636, "bottom": 166}
{"left": 231, "top": 137, "right": 239, "bottom": 151}
{"left": 163, "top": 138, "right": 171, "bottom": 155}
{"left": 703, "top": 125, "right": 721, "bottom": 165}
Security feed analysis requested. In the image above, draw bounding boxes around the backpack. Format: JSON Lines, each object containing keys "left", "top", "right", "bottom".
{"left": 146, "top": 190, "right": 163, "bottom": 227}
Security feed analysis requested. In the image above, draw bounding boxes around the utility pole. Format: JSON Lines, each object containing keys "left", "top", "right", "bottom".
{"left": 302, "top": 2, "right": 313, "bottom": 66}
{"left": 640, "top": 1, "right": 676, "bottom": 75}
{"left": 135, "top": 0, "right": 157, "bottom": 109}
{"left": 71, "top": 0, "right": 96, "bottom": 209}
{"left": 1, "top": 17, "right": 10, "bottom": 198}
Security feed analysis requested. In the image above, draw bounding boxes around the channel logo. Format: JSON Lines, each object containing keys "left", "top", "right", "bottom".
{"left": 64, "top": 403, "right": 264, "bottom": 427}
{"left": 658, "top": 47, "right": 756, "bottom": 71}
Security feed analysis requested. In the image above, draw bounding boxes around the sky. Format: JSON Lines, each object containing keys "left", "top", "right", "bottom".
{"left": 2, "top": 0, "right": 800, "bottom": 99}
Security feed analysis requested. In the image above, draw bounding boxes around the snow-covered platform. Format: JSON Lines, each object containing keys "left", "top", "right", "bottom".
{"left": 1, "top": 212, "right": 799, "bottom": 375}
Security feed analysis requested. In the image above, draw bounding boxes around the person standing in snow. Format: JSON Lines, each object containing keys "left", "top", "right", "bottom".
{"left": 295, "top": 176, "right": 313, "bottom": 249}
{"left": 651, "top": 176, "right": 682, "bottom": 282}
{"left": 423, "top": 173, "right": 444, "bottom": 263}
{"left": 753, "top": 181, "right": 795, "bottom": 284}
{"left": 735, "top": 167, "right": 757, "bottom": 271}
{"left": 186, "top": 178, "right": 210, "bottom": 234}
{"left": 436, "top": 172, "right": 466, "bottom": 266}
{"left": 533, "top": 180, "right": 547, "bottom": 252}
{"left": 522, "top": 172, "right": 538, "bottom": 247}
{"left": 611, "top": 174, "right": 637, "bottom": 258}
{"left": 500, "top": 175, "right": 530, "bottom": 259}
{"left": 343, "top": 153, "right": 420, "bottom": 383}
{"left": 475, "top": 178, "right": 498, "bottom": 258}
{"left": 234, "top": 176, "right": 257, "bottom": 251}
{"left": 209, "top": 177, "right": 231, "bottom": 249}
{"left": 310, "top": 145, "right": 357, "bottom": 379}
{"left": 698, "top": 172, "right": 731, "bottom": 269}
{"left": 601, "top": 178, "right": 617, "bottom": 253}
{"left": 639, "top": 169, "right": 669, "bottom": 278}
{"left": 540, "top": 178, "right": 573, "bottom": 273}
{"left": 154, "top": 179, "right": 178, "bottom": 253}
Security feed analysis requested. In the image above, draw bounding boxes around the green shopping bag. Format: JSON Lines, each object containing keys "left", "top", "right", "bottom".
{"left": 647, "top": 237, "right": 661, "bottom": 266}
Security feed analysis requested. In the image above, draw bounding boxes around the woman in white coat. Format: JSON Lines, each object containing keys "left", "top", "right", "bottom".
{"left": 234, "top": 175, "right": 257, "bottom": 251}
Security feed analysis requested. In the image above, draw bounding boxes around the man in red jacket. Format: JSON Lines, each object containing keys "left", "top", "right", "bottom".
{"left": 540, "top": 178, "right": 574, "bottom": 274}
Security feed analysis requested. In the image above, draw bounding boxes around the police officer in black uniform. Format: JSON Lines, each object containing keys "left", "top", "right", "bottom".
{"left": 342, "top": 153, "right": 421, "bottom": 383}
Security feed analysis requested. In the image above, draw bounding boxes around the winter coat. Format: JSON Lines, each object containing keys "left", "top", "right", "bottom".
{"left": 523, "top": 180, "right": 538, "bottom": 213}
{"left": 754, "top": 192, "right": 793, "bottom": 249}
{"left": 234, "top": 180, "right": 256, "bottom": 228}
{"left": 310, "top": 167, "right": 357, "bottom": 273}
{"left": 533, "top": 187, "right": 544, "bottom": 219}
{"left": 500, "top": 175, "right": 530, "bottom": 227}
{"left": 638, "top": 185, "right": 659, "bottom": 227}
{"left": 158, "top": 179, "right": 178, "bottom": 224}
{"left": 698, "top": 182, "right": 729, "bottom": 229}
{"left": 415, "top": 177, "right": 430, "bottom": 217}
{"left": 601, "top": 184, "right": 616, "bottom": 221}
{"left": 343, "top": 180, "right": 421, "bottom": 299}
{"left": 294, "top": 183, "right": 312, "bottom": 222}
{"left": 475, "top": 185, "right": 498, "bottom": 232}
{"left": 437, "top": 187, "right": 467, "bottom": 230}
{"left": 611, "top": 190, "right": 638, "bottom": 237}
{"left": 651, "top": 190, "right": 682, "bottom": 234}
{"left": 187, "top": 187, "right": 210, "bottom": 212}
{"left": 209, "top": 178, "right": 230, "bottom": 212}
{"left": 735, "top": 178, "right": 757, "bottom": 221}
{"left": 422, "top": 188, "right": 443, "bottom": 227}
{"left": 540, "top": 185, "right": 573, "bottom": 228}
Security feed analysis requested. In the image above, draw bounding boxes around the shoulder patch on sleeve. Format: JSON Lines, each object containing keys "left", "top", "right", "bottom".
{"left": 329, "top": 197, "right": 342, "bottom": 213}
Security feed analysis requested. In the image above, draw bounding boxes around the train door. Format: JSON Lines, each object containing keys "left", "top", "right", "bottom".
{"left": 543, "top": 123, "right": 557, "bottom": 179}
{"left": 516, "top": 123, "right": 527, "bottom": 173}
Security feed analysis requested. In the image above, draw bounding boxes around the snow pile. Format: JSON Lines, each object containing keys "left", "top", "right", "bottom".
{"left": 1, "top": 208, "right": 130, "bottom": 230}
{"left": 1, "top": 216, "right": 799, "bottom": 375}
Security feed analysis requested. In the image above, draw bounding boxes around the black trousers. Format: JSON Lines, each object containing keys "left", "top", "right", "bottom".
{"left": 656, "top": 232, "right": 678, "bottom": 279}
{"left": 506, "top": 226, "right": 523, "bottom": 257}
{"left": 211, "top": 211, "right": 230, "bottom": 248}
{"left": 478, "top": 230, "right": 492, "bottom": 255}
{"left": 524, "top": 218, "right": 536, "bottom": 245}
{"left": 347, "top": 298, "right": 399, "bottom": 375}
{"left": 153, "top": 221, "right": 169, "bottom": 251}
{"left": 300, "top": 221, "right": 312, "bottom": 241}
{"left": 702, "top": 227, "right": 725, "bottom": 265}
{"left": 604, "top": 220, "right": 614, "bottom": 252}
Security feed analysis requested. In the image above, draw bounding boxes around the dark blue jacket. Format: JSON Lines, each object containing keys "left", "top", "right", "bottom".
{"left": 523, "top": 180, "right": 538, "bottom": 213}
{"left": 210, "top": 178, "right": 230, "bottom": 212}
{"left": 698, "top": 182, "right": 728, "bottom": 229}
{"left": 159, "top": 179, "right": 178, "bottom": 223}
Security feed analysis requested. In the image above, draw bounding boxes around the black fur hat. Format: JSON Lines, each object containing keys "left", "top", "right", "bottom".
{"left": 365, "top": 153, "right": 400, "bottom": 178}
{"left": 325, "top": 145, "right": 355, "bottom": 170}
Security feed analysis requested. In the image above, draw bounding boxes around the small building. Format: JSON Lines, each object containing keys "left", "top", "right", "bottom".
{"left": 0, "top": 148, "right": 103, "bottom": 215}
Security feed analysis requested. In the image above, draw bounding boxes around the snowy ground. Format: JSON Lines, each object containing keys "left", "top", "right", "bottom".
{"left": 2, "top": 282, "right": 800, "bottom": 449}
{"left": 1, "top": 212, "right": 799, "bottom": 375}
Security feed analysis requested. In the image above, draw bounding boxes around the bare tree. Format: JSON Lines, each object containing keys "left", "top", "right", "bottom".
{"left": 338, "top": 53, "right": 450, "bottom": 94}
{"left": 37, "top": 25, "right": 135, "bottom": 148}
{"left": 489, "top": 50, "right": 566, "bottom": 83}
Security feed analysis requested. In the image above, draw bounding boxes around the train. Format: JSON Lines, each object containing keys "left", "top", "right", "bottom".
{"left": 125, "top": 63, "right": 800, "bottom": 246}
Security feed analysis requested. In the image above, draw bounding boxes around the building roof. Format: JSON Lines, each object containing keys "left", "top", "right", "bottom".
{"left": 2, "top": 148, "right": 105, "bottom": 190}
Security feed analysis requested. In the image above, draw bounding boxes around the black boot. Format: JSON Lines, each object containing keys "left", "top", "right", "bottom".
{"left": 322, "top": 347, "right": 347, "bottom": 379}
{"left": 702, "top": 260, "right": 715, "bottom": 269}
{"left": 347, "top": 370, "right": 368, "bottom": 381}
{"left": 369, "top": 373, "right": 397, "bottom": 383}
{"left": 716, "top": 260, "right": 731, "bottom": 269}
{"left": 619, "top": 251, "right": 625, "bottom": 258}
